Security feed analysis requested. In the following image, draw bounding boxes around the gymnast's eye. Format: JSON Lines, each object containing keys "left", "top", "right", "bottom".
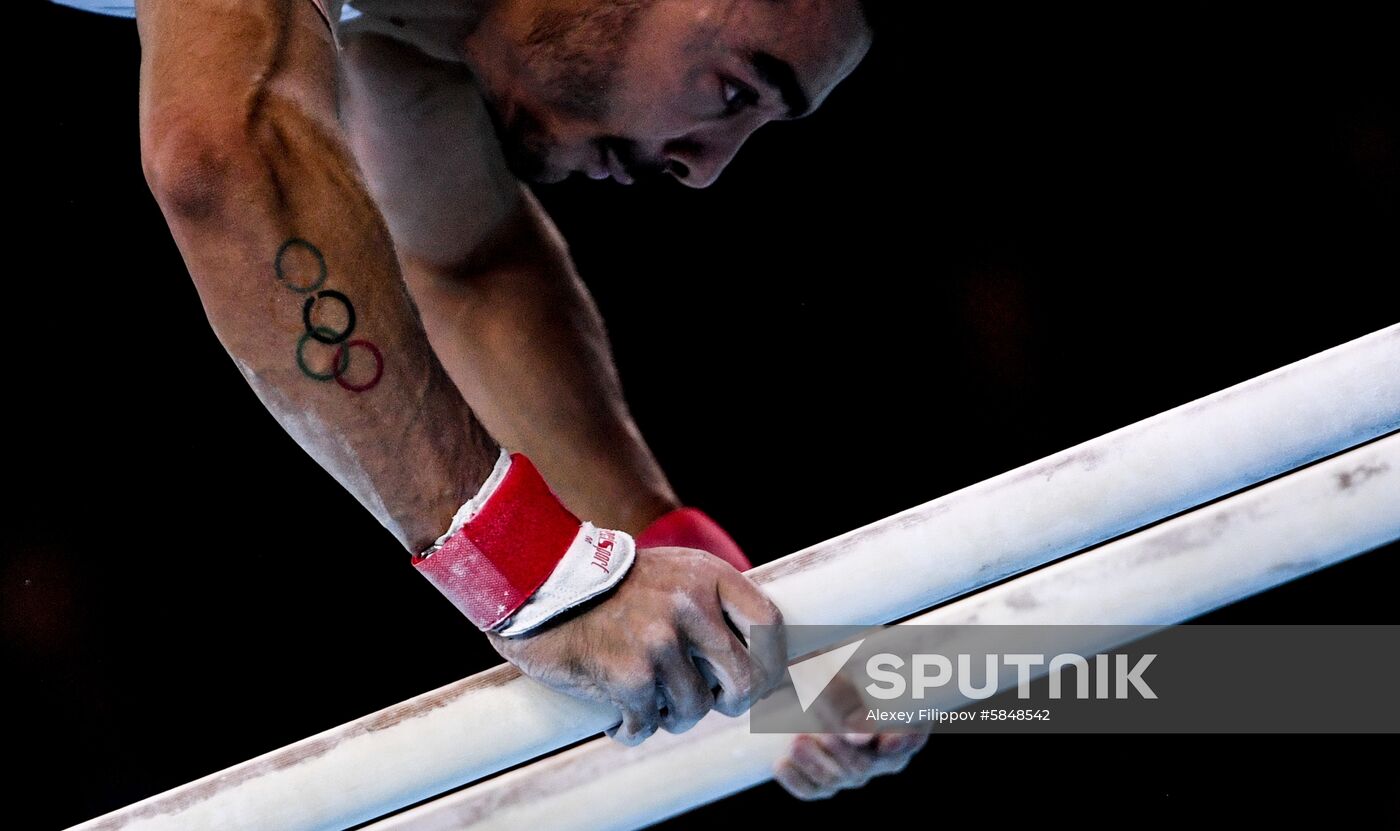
{"left": 719, "top": 77, "right": 758, "bottom": 118}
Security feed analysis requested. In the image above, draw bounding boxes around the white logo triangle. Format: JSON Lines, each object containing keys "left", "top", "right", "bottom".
{"left": 788, "top": 639, "right": 865, "bottom": 712}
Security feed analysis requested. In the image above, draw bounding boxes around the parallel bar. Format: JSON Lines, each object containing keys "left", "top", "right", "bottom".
{"left": 380, "top": 432, "right": 1400, "bottom": 831}
{"left": 70, "top": 325, "right": 1400, "bottom": 831}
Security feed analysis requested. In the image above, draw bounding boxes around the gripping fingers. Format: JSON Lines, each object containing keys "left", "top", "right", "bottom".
{"left": 872, "top": 732, "right": 927, "bottom": 773}
{"left": 606, "top": 703, "right": 660, "bottom": 746}
{"left": 774, "top": 755, "right": 836, "bottom": 801}
{"left": 802, "top": 735, "right": 869, "bottom": 790}
{"left": 685, "top": 613, "right": 758, "bottom": 717}
{"left": 808, "top": 671, "right": 872, "bottom": 734}
{"left": 775, "top": 730, "right": 926, "bottom": 800}
{"left": 655, "top": 654, "right": 715, "bottom": 734}
{"left": 715, "top": 569, "right": 786, "bottom": 701}
{"left": 605, "top": 676, "right": 662, "bottom": 746}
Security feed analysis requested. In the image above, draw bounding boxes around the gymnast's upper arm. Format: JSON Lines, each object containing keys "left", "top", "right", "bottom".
{"left": 135, "top": 0, "right": 342, "bottom": 217}
{"left": 337, "top": 32, "right": 523, "bottom": 270}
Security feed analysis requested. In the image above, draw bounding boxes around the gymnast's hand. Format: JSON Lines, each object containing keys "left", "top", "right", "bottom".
{"left": 486, "top": 545, "right": 787, "bottom": 746}
{"left": 774, "top": 672, "right": 927, "bottom": 800}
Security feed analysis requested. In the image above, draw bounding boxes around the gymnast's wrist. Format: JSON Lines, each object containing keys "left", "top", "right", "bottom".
{"left": 637, "top": 506, "right": 752, "bottom": 572}
{"left": 410, "top": 449, "right": 637, "bottom": 636}
{"left": 406, "top": 463, "right": 498, "bottom": 557}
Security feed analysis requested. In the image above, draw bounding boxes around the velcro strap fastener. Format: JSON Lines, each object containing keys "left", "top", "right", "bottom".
{"left": 413, "top": 452, "right": 582, "bottom": 630}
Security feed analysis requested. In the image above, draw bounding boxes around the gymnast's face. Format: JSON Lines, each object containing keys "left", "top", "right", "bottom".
{"left": 471, "top": 0, "right": 873, "bottom": 188}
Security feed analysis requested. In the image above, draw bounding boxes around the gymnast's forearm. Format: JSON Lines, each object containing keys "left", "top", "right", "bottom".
{"left": 141, "top": 71, "right": 496, "bottom": 555}
{"left": 402, "top": 202, "right": 679, "bottom": 535}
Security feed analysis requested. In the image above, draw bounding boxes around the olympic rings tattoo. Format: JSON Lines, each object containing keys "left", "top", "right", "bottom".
{"left": 297, "top": 327, "right": 353, "bottom": 381}
{"left": 275, "top": 238, "right": 328, "bottom": 293}
{"left": 332, "top": 340, "right": 385, "bottom": 392}
{"left": 275, "top": 238, "right": 384, "bottom": 394}
{"left": 302, "top": 290, "right": 356, "bottom": 344}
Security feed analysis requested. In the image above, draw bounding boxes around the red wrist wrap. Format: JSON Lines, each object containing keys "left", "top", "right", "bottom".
{"left": 413, "top": 453, "right": 581, "bottom": 630}
{"left": 637, "top": 507, "right": 753, "bottom": 572}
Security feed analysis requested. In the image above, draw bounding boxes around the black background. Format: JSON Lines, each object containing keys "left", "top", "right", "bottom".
{"left": 12, "top": 2, "right": 1398, "bottom": 828}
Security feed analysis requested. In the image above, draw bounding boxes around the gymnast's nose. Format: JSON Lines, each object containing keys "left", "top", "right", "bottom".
{"left": 661, "top": 121, "right": 759, "bottom": 188}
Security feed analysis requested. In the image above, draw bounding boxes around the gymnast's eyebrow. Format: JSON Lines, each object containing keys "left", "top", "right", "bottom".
{"left": 750, "top": 50, "right": 811, "bottom": 119}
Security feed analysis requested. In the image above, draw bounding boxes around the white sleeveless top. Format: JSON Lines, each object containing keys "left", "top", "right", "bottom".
{"left": 51, "top": 0, "right": 336, "bottom": 25}
{"left": 49, "top": 0, "right": 480, "bottom": 63}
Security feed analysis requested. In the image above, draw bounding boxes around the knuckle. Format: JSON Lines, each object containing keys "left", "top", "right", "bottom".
{"left": 713, "top": 692, "right": 747, "bottom": 718}
{"left": 615, "top": 711, "right": 656, "bottom": 746}
{"left": 657, "top": 708, "right": 683, "bottom": 729}
{"left": 730, "top": 663, "right": 756, "bottom": 697}
{"left": 676, "top": 694, "right": 711, "bottom": 724}
{"left": 666, "top": 695, "right": 698, "bottom": 723}
{"left": 624, "top": 677, "right": 657, "bottom": 704}
{"left": 693, "top": 681, "right": 718, "bottom": 712}
{"left": 666, "top": 588, "right": 701, "bottom": 620}
{"left": 607, "top": 662, "right": 655, "bottom": 700}
{"left": 644, "top": 629, "right": 680, "bottom": 660}
{"left": 613, "top": 729, "right": 641, "bottom": 747}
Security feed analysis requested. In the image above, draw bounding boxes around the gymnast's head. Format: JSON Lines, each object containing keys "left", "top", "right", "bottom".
{"left": 464, "top": 0, "right": 875, "bottom": 188}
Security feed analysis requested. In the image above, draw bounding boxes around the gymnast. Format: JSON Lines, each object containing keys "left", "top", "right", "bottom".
{"left": 49, "top": 0, "right": 924, "bottom": 799}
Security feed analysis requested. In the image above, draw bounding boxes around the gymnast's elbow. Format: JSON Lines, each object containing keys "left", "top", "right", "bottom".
{"left": 137, "top": 87, "right": 360, "bottom": 353}
{"left": 139, "top": 107, "right": 239, "bottom": 223}
{"left": 141, "top": 85, "right": 336, "bottom": 227}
